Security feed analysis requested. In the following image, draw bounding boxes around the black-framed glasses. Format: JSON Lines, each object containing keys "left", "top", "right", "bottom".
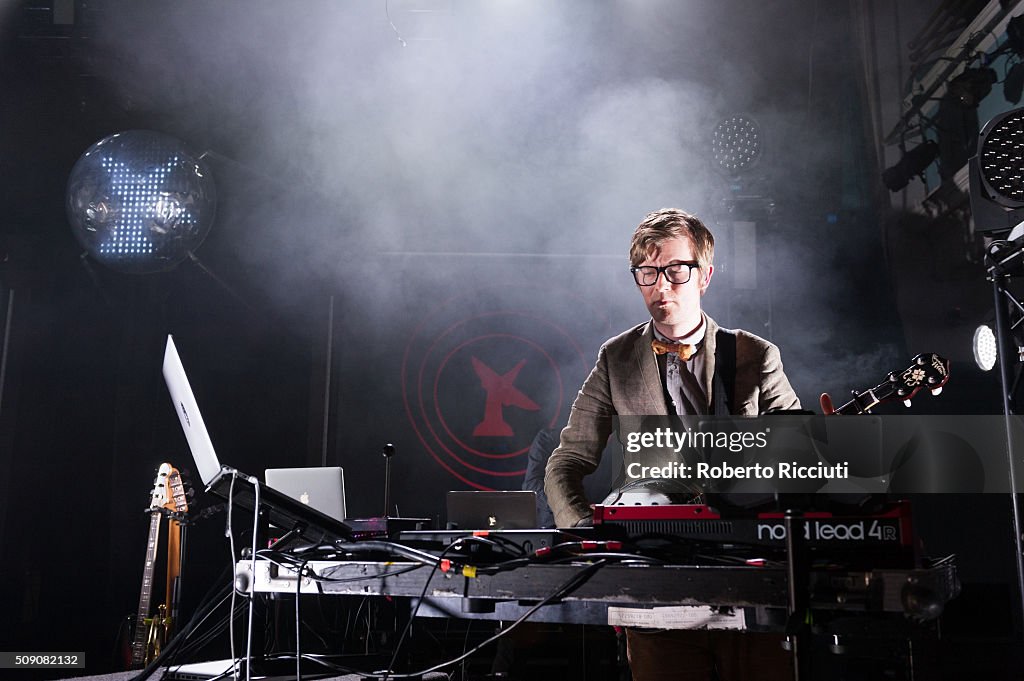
{"left": 630, "top": 262, "right": 700, "bottom": 286}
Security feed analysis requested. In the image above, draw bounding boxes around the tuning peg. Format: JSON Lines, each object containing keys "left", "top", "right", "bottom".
{"left": 903, "top": 399, "right": 912, "bottom": 408}
{"left": 930, "top": 387, "right": 943, "bottom": 396}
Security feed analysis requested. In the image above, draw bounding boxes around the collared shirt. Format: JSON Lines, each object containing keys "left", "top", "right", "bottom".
{"left": 653, "top": 315, "right": 709, "bottom": 415}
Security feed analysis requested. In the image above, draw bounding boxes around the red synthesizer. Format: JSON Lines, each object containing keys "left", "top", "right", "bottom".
{"left": 592, "top": 500, "right": 916, "bottom": 566}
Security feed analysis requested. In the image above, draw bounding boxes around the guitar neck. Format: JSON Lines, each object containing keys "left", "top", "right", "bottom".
{"left": 130, "top": 511, "right": 162, "bottom": 668}
{"left": 833, "top": 353, "right": 950, "bottom": 415}
{"left": 835, "top": 383, "right": 892, "bottom": 414}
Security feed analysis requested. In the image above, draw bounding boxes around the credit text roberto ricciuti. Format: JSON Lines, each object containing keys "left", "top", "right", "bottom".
{"left": 625, "top": 461, "right": 850, "bottom": 480}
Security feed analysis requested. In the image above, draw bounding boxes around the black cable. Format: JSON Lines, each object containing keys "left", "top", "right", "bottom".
{"left": 546, "top": 552, "right": 662, "bottom": 565}
{"left": 196, "top": 670, "right": 236, "bottom": 681}
{"left": 135, "top": 573, "right": 231, "bottom": 673}
{"left": 471, "top": 558, "right": 532, "bottom": 575}
{"left": 245, "top": 534, "right": 652, "bottom": 678}
{"left": 334, "top": 539, "right": 448, "bottom": 567}
{"left": 300, "top": 613, "right": 331, "bottom": 650}
{"left": 460, "top": 620, "right": 472, "bottom": 681}
{"left": 307, "top": 558, "right": 610, "bottom": 679}
{"left": 147, "top": 474, "right": 260, "bottom": 681}
{"left": 172, "top": 602, "right": 246, "bottom": 663}
{"left": 225, "top": 473, "right": 241, "bottom": 680}
{"left": 167, "top": 591, "right": 238, "bottom": 662}
{"left": 239, "top": 552, "right": 622, "bottom": 679}
{"left": 244, "top": 476, "right": 262, "bottom": 681}
{"left": 401, "top": 559, "right": 608, "bottom": 677}
{"left": 295, "top": 559, "right": 307, "bottom": 681}
{"left": 375, "top": 533, "right": 538, "bottom": 676}
{"left": 127, "top": 576, "right": 235, "bottom": 681}
{"left": 381, "top": 540, "right": 466, "bottom": 680}
{"left": 445, "top": 534, "right": 530, "bottom": 558}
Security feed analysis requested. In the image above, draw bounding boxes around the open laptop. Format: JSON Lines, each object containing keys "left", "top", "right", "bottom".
{"left": 162, "top": 335, "right": 353, "bottom": 544}
{"left": 446, "top": 490, "right": 537, "bottom": 530}
{"left": 265, "top": 467, "right": 347, "bottom": 522}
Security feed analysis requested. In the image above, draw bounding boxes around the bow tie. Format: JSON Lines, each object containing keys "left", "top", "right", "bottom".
{"left": 651, "top": 338, "right": 696, "bottom": 360}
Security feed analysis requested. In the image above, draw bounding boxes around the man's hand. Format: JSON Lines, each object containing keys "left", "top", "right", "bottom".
{"left": 819, "top": 393, "right": 836, "bottom": 415}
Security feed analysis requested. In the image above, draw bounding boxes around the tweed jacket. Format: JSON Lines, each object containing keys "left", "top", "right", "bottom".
{"left": 544, "top": 315, "right": 800, "bottom": 527}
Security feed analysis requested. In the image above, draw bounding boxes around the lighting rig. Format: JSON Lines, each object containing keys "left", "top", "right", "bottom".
{"left": 968, "top": 105, "right": 1024, "bottom": 635}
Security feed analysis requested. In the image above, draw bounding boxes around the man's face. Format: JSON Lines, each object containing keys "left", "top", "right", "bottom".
{"left": 636, "top": 236, "right": 713, "bottom": 335}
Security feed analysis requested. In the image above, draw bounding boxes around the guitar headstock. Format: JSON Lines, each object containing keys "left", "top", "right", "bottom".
{"left": 892, "top": 353, "right": 950, "bottom": 402}
{"left": 835, "top": 353, "right": 950, "bottom": 414}
{"left": 167, "top": 467, "right": 189, "bottom": 514}
{"left": 147, "top": 463, "right": 173, "bottom": 511}
{"left": 147, "top": 463, "right": 188, "bottom": 514}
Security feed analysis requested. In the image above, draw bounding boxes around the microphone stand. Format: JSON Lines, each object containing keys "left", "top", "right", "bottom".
{"left": 382, "top": 443, "right": 396, "bottom": 518}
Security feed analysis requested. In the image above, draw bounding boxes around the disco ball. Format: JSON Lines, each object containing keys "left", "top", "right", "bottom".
{"left": 66, "top": 130, "right": 216, "bottom": 274}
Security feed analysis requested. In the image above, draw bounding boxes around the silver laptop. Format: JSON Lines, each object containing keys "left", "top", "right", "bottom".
{"left": 266, "top": 467, "right": 347, "bottom": 522}
{"left": 162, "top": 335, "right": 354, "bottom": 544}
{"left": 163, "top": 335, "right": 223, "bottom": 488}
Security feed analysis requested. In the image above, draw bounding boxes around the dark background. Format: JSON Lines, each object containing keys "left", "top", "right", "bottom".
{"left": 0, "top": 0, "right": 1020, "bottom": 676}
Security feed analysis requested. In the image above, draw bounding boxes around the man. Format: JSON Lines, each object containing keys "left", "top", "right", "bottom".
{"left": 544, "top": 208, "right": 800, "bottom": 681}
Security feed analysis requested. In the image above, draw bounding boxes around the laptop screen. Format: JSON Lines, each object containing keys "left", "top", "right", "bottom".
{"left": 446, "top": 490, "right": 537, "bottom": 530}
{"left": 266, "top": 467, "right": 347, "bottom": 522}
{"left": 163, "top": 335, "right": 222, "bottom": 488}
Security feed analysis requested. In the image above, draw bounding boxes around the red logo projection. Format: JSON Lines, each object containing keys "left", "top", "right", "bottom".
{"left": 471, "top": 357, "right": 540, "bottom": 437}
{"left": 400, "top": 285, "right": 608, "bottom": 491}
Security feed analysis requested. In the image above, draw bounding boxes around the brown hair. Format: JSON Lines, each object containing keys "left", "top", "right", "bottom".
{"left": 629, "top": 208, "right": 714, "bottom": 271}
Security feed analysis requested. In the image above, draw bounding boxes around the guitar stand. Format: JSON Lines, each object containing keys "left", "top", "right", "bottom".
{"left": 171, "top": 518, "right": 186, "bottom": 638}
{"left": 154, "top": 507, "right": 188, "bottom": 522}
{"left": 147, "top": 506, "right": 189, "bottom": 640}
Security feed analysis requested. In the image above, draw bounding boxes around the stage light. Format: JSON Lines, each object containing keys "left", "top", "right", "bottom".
{"left": 66, "top": 130, "right": 216, "bottom": 274}
{"left": 968, "top": 108, "right": 1024, "bottom": 233}
{"left": 973, "top": 324, "right": 997, "bottom": 371}
{"left": 711, "top": 114, "right": 761, "bottom": 176}
{"left": 882, "top": 140, "right": 939, "bottom": 192}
